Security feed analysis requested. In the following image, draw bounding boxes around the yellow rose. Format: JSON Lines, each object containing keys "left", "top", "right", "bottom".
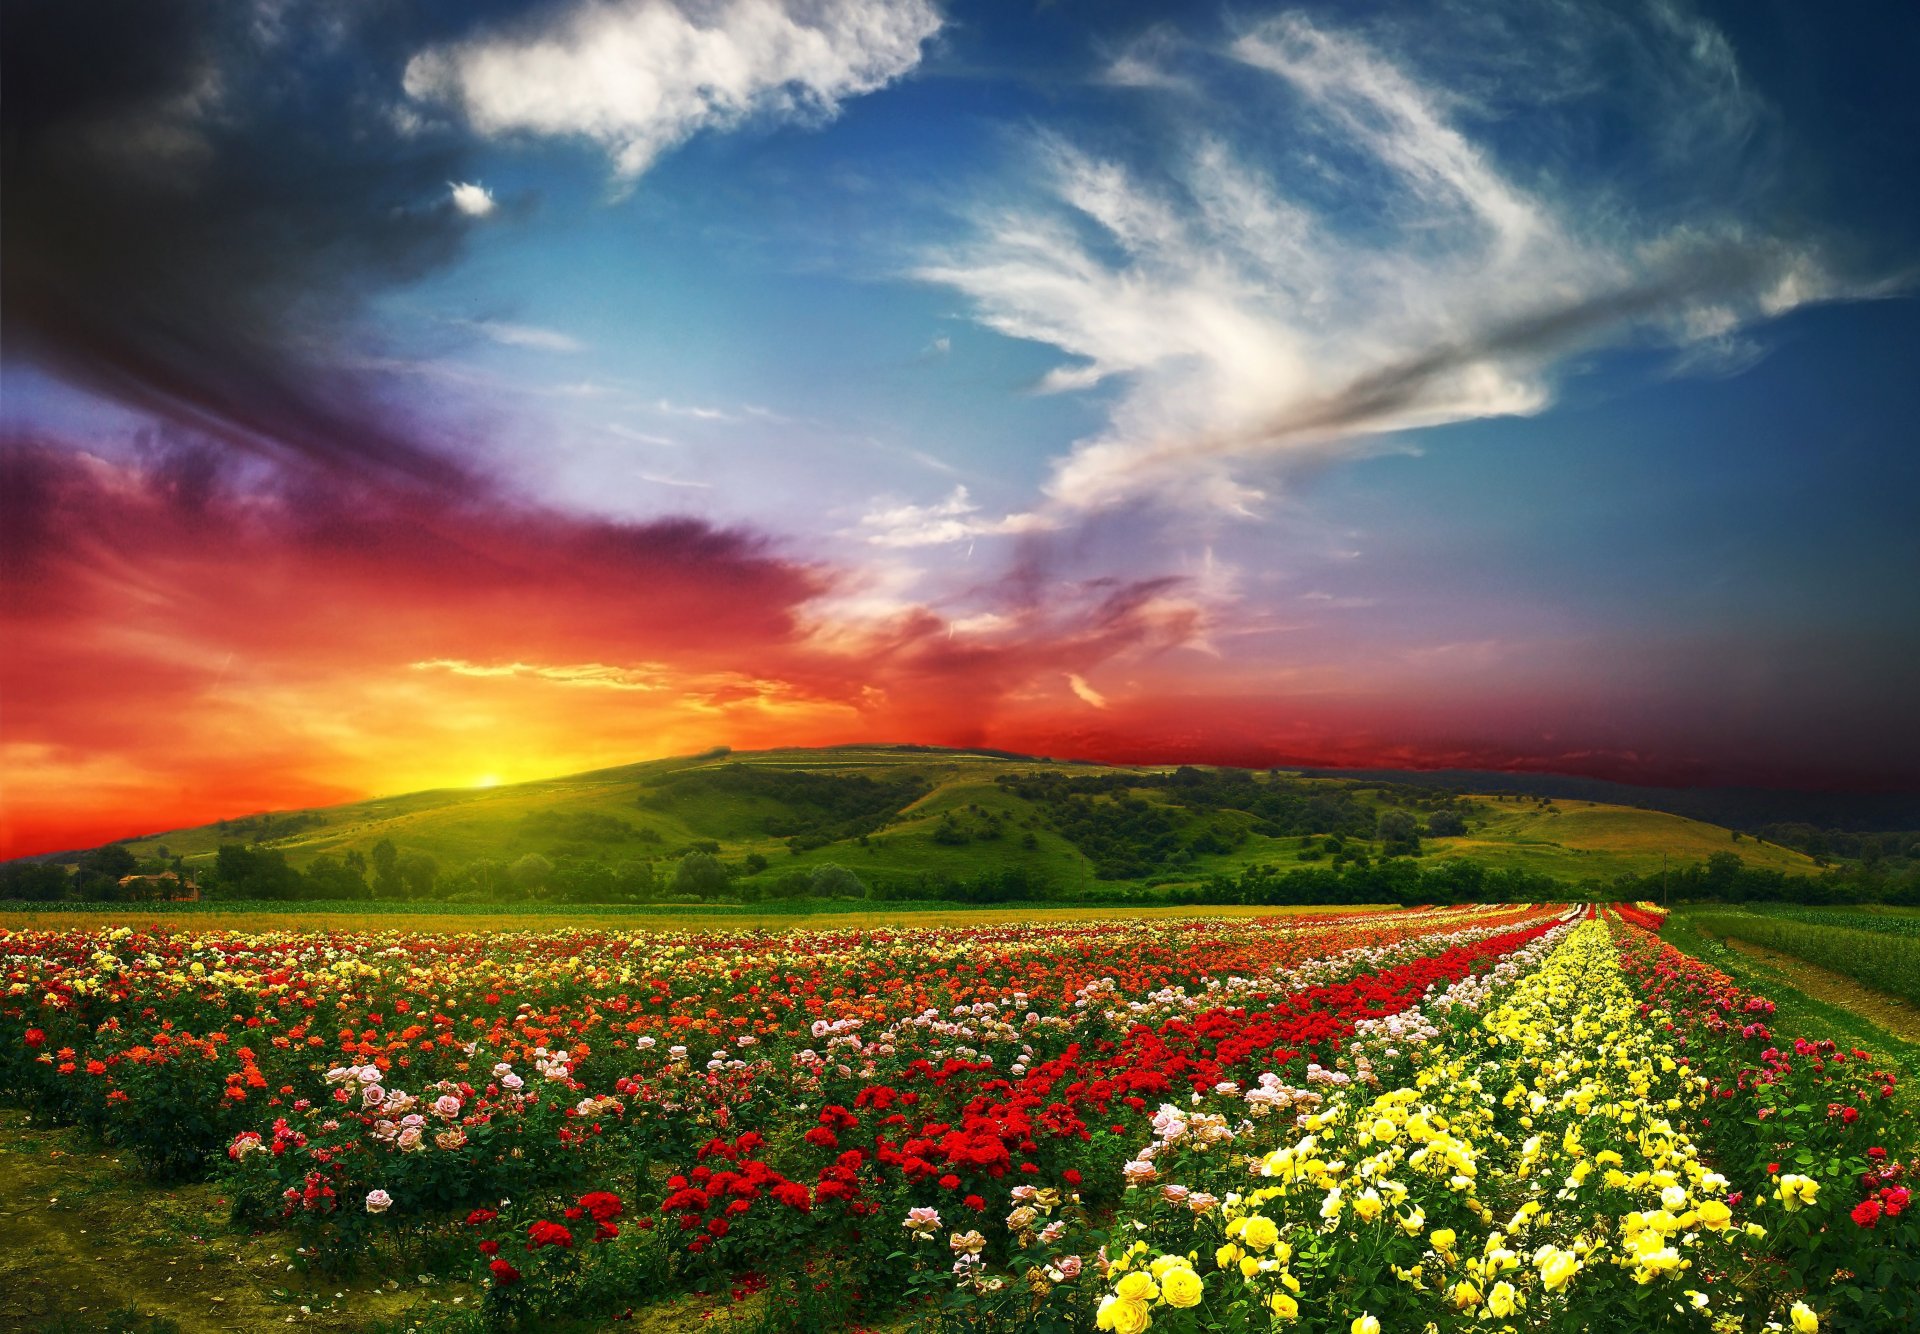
{"left": 1694, "top": 1200, "right": 1732, "bottom": 1231}
{"left": 1487, "top": 1281, "right": 1517, "bottom": 1317}
{"left": 1351, "top": 1316, "right": 1380, "bottom": 1334}
{"left": 1790, "top": 1302, "right": 1819, "bottom": 1334}
{"left": 1161, "top": 1266, "right": 1203, "bottom": 1309}
{"left": 1097, "top": 1297, "right": 1153, "bottom": 1334}
{"left": 1268, "top": 1291, "right": 1300, "bottom": 1321}
{"left": 1776, "top": 1174, "right": 1819, "bottom": 1210}
{"left": 1215, "top": 1243, "right": 1242, "bottom": 1271}
{"left": 1115, "top": 1271, "right": 1157, "bottom": 1303}
{"left": 1241, "top": 1215, "right": 1280, "bottom": 1252}
{"left": 1538, "top": 1248, "right": 1581, "bottom": 1292}
{"left": 1431, "top": 1228, "right": 1457, "bottom": 1253}
{"left": 1452, "top": 1280, "right": 1480, "bottom": 1310}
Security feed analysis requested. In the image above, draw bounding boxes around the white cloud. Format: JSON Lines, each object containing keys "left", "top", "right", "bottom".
{"left": 1065, "top": 673, "right": 1109, "bottom": 709}
{"left": 411, "top": 658, "right": 669, "bottom": 690}
{"left": 654, "top": 397, "right": 735, "bottom": 420}
{"left": 405, "top": 0, "right": 943, "bottom": 186}
{"left": 855, "top": 485, "right": 1054, "bottom": 548}
{"left": 459, "top": 318, "right": 586, "bottom": 352}
{"left": 606, "top": 423, "right": 681, "bottom": 446}
{"left": 449, "top": 181, "right": 496, "bottom": 216}
{"left": 919, "top": 6, "right": 1848, "bottom": 517}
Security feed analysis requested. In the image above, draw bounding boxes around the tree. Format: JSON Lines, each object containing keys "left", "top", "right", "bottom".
{"left": 670, "top": 850, "right": 729, "bottom": 900}
{"left": 73, "top": 844, "right": 138, "bottom": 898}
{"left": 370, "top": 838, "right": 401, "bottom": 898}
{"left": 399, "top": 852, "right": 438, "bottom": 898}
{"left": 613, "top": 860, "right": 657, "bottom": 902}
{"left": 212, "top": 843, "right": 301, "bottom": 899}
{"left": 807, "top": 863, "right": 867, "bottom": 899}
{"left": 742, "top": 852, "right": 769, "bottom": 876}
{"left": 0, "top": 860, "right": 70, "bottom": 901}
{"left": 1376, "top": 810, "right": 1421, "bottom": 857}
{"left": 509, "top": 853, "right": 554, "bottom": 897}
{"left": 303, "top": 854, "right": 369, "bottom": 900}
{"left": 1425, "top": 810, "right": 1467, "bottom": 838}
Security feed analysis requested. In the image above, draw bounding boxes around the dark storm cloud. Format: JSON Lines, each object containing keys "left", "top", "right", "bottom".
{"left": 0, "top": 0, "right": 540, "bottom": 486}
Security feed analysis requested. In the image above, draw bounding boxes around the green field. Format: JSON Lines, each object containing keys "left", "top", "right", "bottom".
{"left": 1682, "top": 908, "right": 1920, "bottom": 1006}
{"left": 104, "top": 744, "right": 1823, "bottom": 892}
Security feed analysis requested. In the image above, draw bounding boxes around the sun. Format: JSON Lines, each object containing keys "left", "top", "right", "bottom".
{"left": 474, "top": 774, "right": 501, "bottom": 789}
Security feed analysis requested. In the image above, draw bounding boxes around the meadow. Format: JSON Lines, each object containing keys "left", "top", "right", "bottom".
{"left": 3, "top": 902, "right": 1915, "bottom": 1332}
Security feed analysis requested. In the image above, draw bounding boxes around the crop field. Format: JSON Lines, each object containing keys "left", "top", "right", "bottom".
{"left": 1682, "top": 909, "right": 1920, "bottom": 1007}
{"left": 3, "top": 905, "right": 1915, "bottom": 1332}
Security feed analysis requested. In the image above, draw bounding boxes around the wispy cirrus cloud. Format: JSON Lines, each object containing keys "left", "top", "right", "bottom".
{"left": 456, "top": 318, "right": 587, "bottom": 353}
{"left": 919, "top": 4, "right": 1859, "bottom": 520}
{"left": 855, "top": 485, "right": 1052, "bottom": 548}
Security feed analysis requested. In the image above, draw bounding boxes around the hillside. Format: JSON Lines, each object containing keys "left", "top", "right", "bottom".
{"left": 103, "top": 744, "right": 1824, "bottom": 895}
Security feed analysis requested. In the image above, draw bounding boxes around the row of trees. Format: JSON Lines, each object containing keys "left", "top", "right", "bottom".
{"left": 9, "top": 831, "right": 1919, "bottom": 909}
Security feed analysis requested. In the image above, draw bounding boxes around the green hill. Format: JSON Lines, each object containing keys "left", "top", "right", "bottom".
{"left": 110, "top": 745, "right": 1824, "bottom": 895}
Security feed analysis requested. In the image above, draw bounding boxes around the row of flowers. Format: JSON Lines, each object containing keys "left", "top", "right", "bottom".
{"left": 943, "top": 916, "right": 1909, "bottom": 1332}
{"left": 1605, "top": 909, "right": 1917, "bottom": 1330}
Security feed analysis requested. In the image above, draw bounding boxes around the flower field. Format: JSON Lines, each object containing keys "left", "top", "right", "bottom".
{"left": 3, "top": 903, "right": 1915, "bottom": 1332}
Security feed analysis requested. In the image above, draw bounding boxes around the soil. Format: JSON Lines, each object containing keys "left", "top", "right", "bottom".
{"left": 0, "top": 1110, "right": 826, "bottom": 1333}
{"left": 1716, "top": 937, "right": 1920, "bottom": 1047}
{"left": 0, "top": 1110, "right": 436, "bottom": 1333}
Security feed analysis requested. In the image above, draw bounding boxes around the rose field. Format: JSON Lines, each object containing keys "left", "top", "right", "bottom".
{"left": 3, "top": 905, "right": 1916, "bottom": 1333}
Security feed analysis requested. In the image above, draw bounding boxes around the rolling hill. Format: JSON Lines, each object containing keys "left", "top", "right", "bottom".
{"left": 104, "top": 744, "right": 1824, "bottom": 893}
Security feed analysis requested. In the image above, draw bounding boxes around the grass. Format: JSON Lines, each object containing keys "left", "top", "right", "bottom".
{"left": 1682, "top": 910, "right": 1920, "bottom": 1006}
{"left": 1716, "top": 903, "right": 1920, "bottom": 936}
{"left": 101, "top": 745, "right": 1825, "bottom": 893}
{"left": 0, "top": 1110, "right": 438, "bottom": 1333}
{"left": 1426, "top": 798, "right": 1819, "bottom": 878}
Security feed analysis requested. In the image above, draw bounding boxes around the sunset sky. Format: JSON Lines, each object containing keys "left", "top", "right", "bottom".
{"left": 4, "top": 0, "right": 1919, "bottom": 857}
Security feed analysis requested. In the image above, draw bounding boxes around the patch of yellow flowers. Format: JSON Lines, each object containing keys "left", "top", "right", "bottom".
{"left": 1098, "top": 1243, "right": 1208, "bottom": 1332}
{"left": 1096, "top": 921, "right": 1813, "bottom": 1330}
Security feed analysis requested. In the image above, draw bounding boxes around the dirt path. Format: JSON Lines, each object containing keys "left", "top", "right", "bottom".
{"left": 0, "top": 1111, "right": 444, "bottom": 1333}
{"left": 0, "top": 1112, "right": 813, "bottom": 1334}
{"left": 1716, "top": 937, "right": 1920, "bottom": 1046}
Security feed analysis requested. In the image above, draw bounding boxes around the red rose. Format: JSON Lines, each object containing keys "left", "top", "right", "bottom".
{"left": 489, "top": 1259, "right": 521, "bottom": 1287}
{"left": 527, "top": 1219, "right": 574, "bottom": 1250}
{"left": 1852, "top": 1199, "right": 1882, "bottom": 1228}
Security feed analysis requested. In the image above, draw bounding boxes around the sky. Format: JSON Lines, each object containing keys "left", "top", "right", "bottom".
{"left": 4, "top": 0, "right": 1919, "bottom": 856}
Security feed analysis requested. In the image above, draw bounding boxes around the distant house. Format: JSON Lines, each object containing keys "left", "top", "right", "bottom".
{"left": 117, "top": 872, "right": 200, "bottom": 902}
